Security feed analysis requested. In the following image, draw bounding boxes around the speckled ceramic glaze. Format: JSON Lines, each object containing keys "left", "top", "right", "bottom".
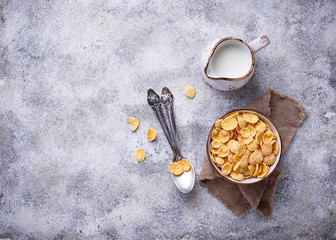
{"left": 201, "top": 36, "right": 270, "bottom": 91}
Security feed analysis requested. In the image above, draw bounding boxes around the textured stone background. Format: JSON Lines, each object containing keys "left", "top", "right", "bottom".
{"left": 0, "top": 0, "right": 335, "bottom": 239}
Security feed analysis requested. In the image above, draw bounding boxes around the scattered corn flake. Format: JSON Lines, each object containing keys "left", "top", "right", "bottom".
{"left": 184, "top": 86, "right": 195, "bottom": 98}
{"left": 135, "top": 149, "right": 146, "bottom": 162}
{"left": 146, "top": 128, "right": 157, "bottom": 141}
{"left": 126, "top": 117, "right": 139, "bottom": 132}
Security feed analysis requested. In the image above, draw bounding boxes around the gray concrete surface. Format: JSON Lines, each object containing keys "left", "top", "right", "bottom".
{"left": 0, "top": 0, "right": 335, "bottom": 239}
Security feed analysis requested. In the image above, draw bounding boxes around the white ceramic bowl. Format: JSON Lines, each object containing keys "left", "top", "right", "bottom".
{"left": 206, "top": 109, "right": 282, "bottom": 184}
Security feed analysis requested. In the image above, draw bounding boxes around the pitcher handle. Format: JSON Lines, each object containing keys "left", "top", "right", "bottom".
{"left": 249, "top": 35, "right": 270, "bottom": 53}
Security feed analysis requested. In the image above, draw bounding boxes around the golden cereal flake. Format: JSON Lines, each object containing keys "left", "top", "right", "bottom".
{"left": 249, "top": 149, "right": 263, "bottom": 165}
{"left": 126, "top": 117, "right": 139, "bottom": 132}
{"left": 262, "top": 131, "right": 275, "bottom": 143}
{"left": 214, "top": 156, "right": 225, "bottom": 166}
{"left": 240, "top": 128, "right": 250, "bottom": 138}
{"left": 215, "top": 119, "right": 222, "bottom": 128}
{"left": 228, "top": 112, "right": 239, "bottom": 118}
{"left": 272, "top": 140, "right": 279, "bottom": 155}
{"left": 256, "top": 131, "right": 263, "bottom": 143}
{"left": 255, "top": 121, "right": 267, "bottom": 132}
{"left": 184, "top": 86, "right": 196, "bottom": 98}
{"left": 231, "top": 131, "right": 237, "bottom": 141}
{"left": 147, "top": 128, "right": 157, "bottom": 141}
{"left": 263, "top": 153, "right": 276, "bottom": 166}
{"left": 253, "top": 164, "right": 261, "bottom": 177}
{"left": 230, "top": 172, "right": 245, "bottom": 181}
{"left": 180, "top": 159, "right": 191, "bottom": 172}
{"left": 227, "top": 152, "right": 234, "bottom": 163}
{"left": 244, "top": 149, "right": 252, "bottom": 157}
{"left": 262, "top": 142, "right": 273, "bottom": 156}
{"left": 236, "top": 144, "right": 246, "bottom": 156}
{"left": 237, "top": 115, "right": 247, "bottom": 128}
{"left": 168, "top": 162, "right": 183, "bottom": 176}
{"left": 212, "top": 128, "right": 221, "bottom": 141}
{"left": 219, "top": 130, "right": 230, "bottom": 143}
{"left": 210, "top": 146, "right": 220, "bottom": 154}
{"left": 135, "top": 149, "right": 146, "bottom": 162}
{"left": 211, "top": 140, "right": 222, "bottom": 149}
{"left": 247, "top": 126, "right": 256, "bottom": 137}
{"left": 248, "top": 164, "right": 255, "bottom": 175}
{"left": 237, "top": 134, "right": 244, "bottom": 144}
{"left": 247, "top": 140, "right": 259, "bottom": 151}
{"left": 233, "top": 160, "right": 242, "bottom": 172}
{"left": 243, "top": 113, "right": 259, "bottom": 124}
{"left": 240, "top": 156, "right": 249, "bottom": 168}
{"left": 221, "top": 163, "right": 233, "bottom": 175}
{"left": 242, "top": 136, "right": 253, "bottom": 145}
{"left": 221, "top": 117, "right": 238, "bottom": 131}
{"left": 233, "top": 154, "right": 242, "bottom": 164}
{"left": 218, "top": 145, "right": 230, "bottom": 157}
{"left": 227, "top": 140, "right": 239, "bottom": 153}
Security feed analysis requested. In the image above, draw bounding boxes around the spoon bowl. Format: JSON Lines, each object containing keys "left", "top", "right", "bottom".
{"left": 171, "top": 164, "right": 195, "bottom": 193}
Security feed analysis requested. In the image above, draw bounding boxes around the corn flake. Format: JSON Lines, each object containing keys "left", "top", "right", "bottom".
{"left": 147, "top": 128, "right": 157, "bottom": 141}
{"left": 135, "top": 149, "right": 145, "bottom": 162}
{"left": 247, "top": 126, "right": 256, "bottom": 137}
{"left": 272, "top": 140, "right": 279, "bottom": 155}
{"left": 255, "top": 121, "right": 267, "bottom": 132}
{"left": 126, "top": 117, "right": 139, "bottom": 132}
{"left": 211, "top": 140, "right": 222, "bottom": 149}
{"left": 168, "top": 162, "right": 183, "bottom": 176}
{"left": 212, "top": 128, "right": 221, "bottom": 141}
{"left": 221, "top": 117, "right": 238, "bottom": 131}
{"left": 237, "top": 115, "right": 247, "bottom": 128}
{"left": 241, "top": 128, "right": 250, "bottom": 138}
{"left": 262, "top": 142, "right": 273, "bottom": 156}
{"left": 180, "top": 159, "right": 191, "bottom": 172}
{"left": 230, "top": 172, "right": 245, "bottom": 181}
{"left": 219, "top": 130, "right": 230, "bottom": 143}
{"left": 263, "top": 153, "right": 276, "bottom": 166}
{"left": 218, "top": 145, "right": 230, "bottom": 157}
{"left": 262, "top": 131, "right": 275, "bottom": 143}
{"left": 222, "top": 163, "right": 233, "bottom": 175}
{"left": 243, "top": 113, "right": 259, "bottom": 124}
{"left": 249, "top": 149, "right": 263, "bottom": 165}
{"left": 184, "top": 86, "right": 195, "bottom": 98}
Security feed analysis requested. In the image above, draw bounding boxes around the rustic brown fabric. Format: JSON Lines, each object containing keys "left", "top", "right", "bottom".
{"left": 199, "top": 89, "right": 306, "bottom": 218}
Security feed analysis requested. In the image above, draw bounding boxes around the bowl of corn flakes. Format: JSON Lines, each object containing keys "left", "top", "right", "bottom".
{"left": 206, "top": 109, "right": 282, "bottom": 184}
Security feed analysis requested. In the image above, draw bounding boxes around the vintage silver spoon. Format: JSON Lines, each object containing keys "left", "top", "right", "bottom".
{"left": 147, "top": 88, "right": 195, "bottom": 193}
{"left": 161, "top": 87, "right": 195, "bottom": 193}
{"left": 147, "top": 89, "right": 176, "bottom": 155}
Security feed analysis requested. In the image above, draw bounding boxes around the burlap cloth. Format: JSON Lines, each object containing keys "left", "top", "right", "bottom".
{"left": 199, "top": 89, "right": 306, "bottom": 218}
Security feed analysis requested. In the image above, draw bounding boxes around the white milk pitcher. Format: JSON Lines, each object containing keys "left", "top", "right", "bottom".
{"left": 201, "top": 36, "right": 270, "bottom": 91}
